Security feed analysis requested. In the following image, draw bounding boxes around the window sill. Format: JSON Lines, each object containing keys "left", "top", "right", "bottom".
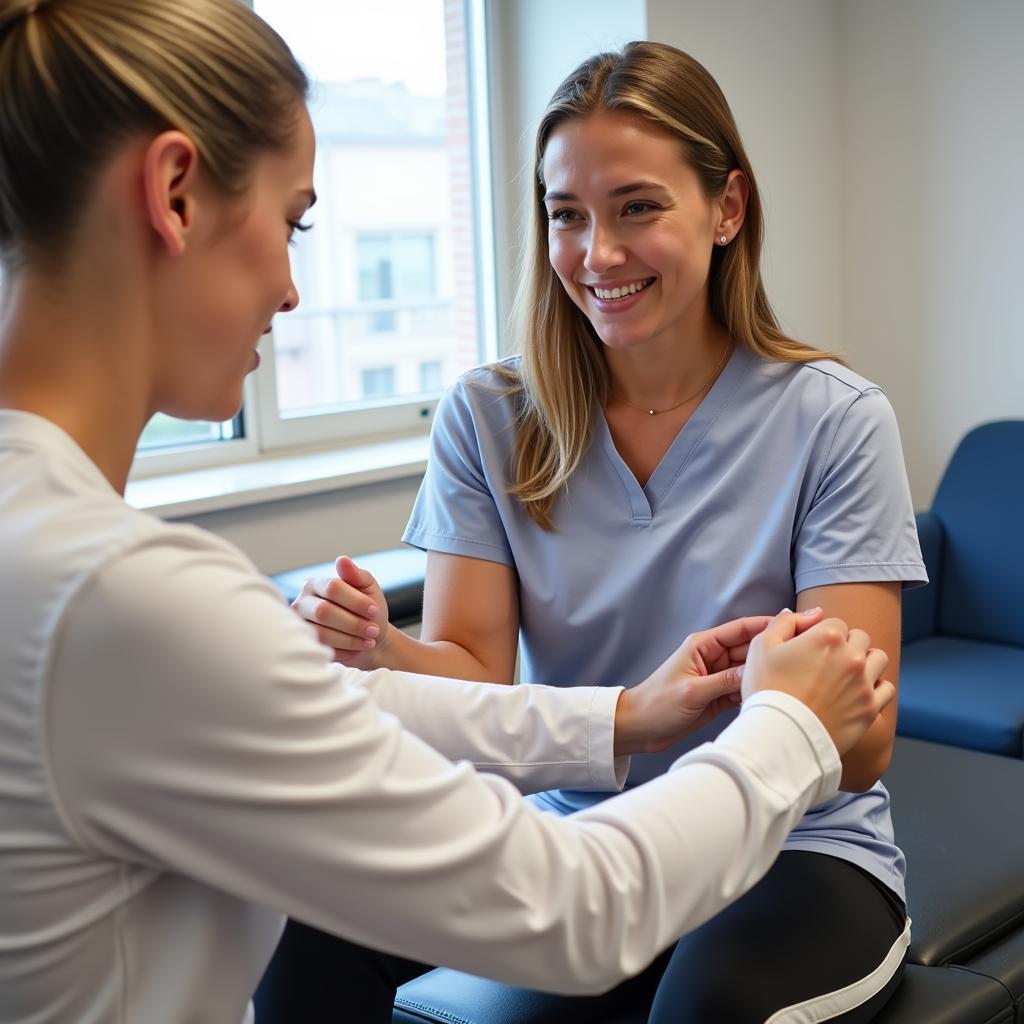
{"left": 125, "top": 433, "right": 430, "bottom": 519}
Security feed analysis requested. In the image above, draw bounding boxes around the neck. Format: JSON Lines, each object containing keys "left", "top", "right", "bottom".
{"left": 605, "top": 313, "right": 732, "bottom": 413}
{"left": 0, "top": 267, "right": 153, "bottom": 494}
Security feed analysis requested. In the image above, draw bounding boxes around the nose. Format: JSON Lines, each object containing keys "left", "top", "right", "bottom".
{"left": 279, "top": 279, "right": 300, "bottom": 314}
{"left": 583, "top": 221, "right": 626, "bottom": 275}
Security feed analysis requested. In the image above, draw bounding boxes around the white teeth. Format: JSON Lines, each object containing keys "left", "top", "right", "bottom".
{"left": 593, "top": 278, "right": 653, "bottom": 301}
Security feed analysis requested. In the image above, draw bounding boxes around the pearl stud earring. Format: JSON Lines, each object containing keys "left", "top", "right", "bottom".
{"left": 719, "top": 235, "right": 728, "bottom": 244}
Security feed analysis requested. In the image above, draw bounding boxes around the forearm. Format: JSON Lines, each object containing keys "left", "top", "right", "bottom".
{"left": 368, "top": 626, "right": 515, "bottom": 683}
{"left": 838, "top": 714, "right": 894, "bottom": 791}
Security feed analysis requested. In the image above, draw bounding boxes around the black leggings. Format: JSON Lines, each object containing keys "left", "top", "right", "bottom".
{"left": 254, "top": 851, "right": 908, "bottom": 1023}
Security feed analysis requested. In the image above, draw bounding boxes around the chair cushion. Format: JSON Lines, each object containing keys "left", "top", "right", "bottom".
{"left": 269, "top": 547, "right": 426, "bottom": 626}
{"left": 394, "top": 970, "right": 647, "bottom": 1024}
{"left": 897, "top": 636, "right": 1024, "bottom": 756}
{"left": 965, "top": 925, "right": 1024, "bottom": 1017}
{"left": 932, "top": 420, "right": 1024, "bottom": 647}
{"left": 886, "top": 738, "right": 1024, "bottom": 966}
{"left": 869, "top": 964, "right": 1013, "bottom": 1024}
{"left": 394, "top": 964, "right": 1014, "bottom": 1024}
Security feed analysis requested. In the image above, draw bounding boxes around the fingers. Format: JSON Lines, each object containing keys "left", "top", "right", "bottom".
{"left": 872, "top": 679, "right": 896, "bottom": 714}
{"left": 299, "top": 594, "right": 377, "bottom": 638}
{"left": 756, "top": 607, "right": 825, "bottom": 648}
{"left": 709, "top": 615, "right": 774, "bottom": 648}
{"left": 791, "top": 606, "right": 825, "bottom": 634}
{"left": 308, "top": 620, "right": 377, "bottom": 654}
{"left": 694, "top": 665, "right": 743, "bottom": 704}
{"left": 864, "top": 646, "right": 889, "bottom": 683}
{"left": 690, "top": 615, "right": 774, "bottom": 666}
{"left": 304, "top": 575, "right": 379, "bottom": 621}
{"left": 789, "top": 615, "right": 850, "bottom": 651}
{"left": 846, "top": 628, "right": 871, "bottom": 657}
{"left": 335, "top": 555, "right": 377, "bottom": 592}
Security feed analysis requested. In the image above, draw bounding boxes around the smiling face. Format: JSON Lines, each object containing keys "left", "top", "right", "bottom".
{"left": 541, "top": 108, "right": 723, "bottom": 355}
{"left": 154, "top": 106, "right": 316, "bottom": 422}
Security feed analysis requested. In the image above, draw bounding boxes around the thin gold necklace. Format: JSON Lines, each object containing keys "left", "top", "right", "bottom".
{"left": 612, "top": 345, "right": 732, "bottom": 416}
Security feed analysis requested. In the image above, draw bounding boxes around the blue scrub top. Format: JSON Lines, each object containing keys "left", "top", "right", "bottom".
{"left": 404, "top": 346, "right": 927, "bottom": 898}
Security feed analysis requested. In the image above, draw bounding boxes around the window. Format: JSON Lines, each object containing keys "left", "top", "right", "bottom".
{"left": 131, "top": 0, "right": 494, "bottom": 477}
{"left": 361, "top": 366, "right": 396, "bottom": 399}
{"left": 137, "top": 414, "right": 242, "bottom": 453}
{"left": 419, "top": 360, "right": 443, "bottom": 393}
{"left": 355, "top": 232, "right": 436, "bottom": 335}
{"left": 251, "top": 0, "right": 495, "bottom": 449}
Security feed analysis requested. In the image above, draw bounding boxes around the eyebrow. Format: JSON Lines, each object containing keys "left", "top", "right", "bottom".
{"left": 542, "top": 180, "right": 669, "bottom": 202}
{"left": 300, "top": 189, "right": 318, "bottom": 210}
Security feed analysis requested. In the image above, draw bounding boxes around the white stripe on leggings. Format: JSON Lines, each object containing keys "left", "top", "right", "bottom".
{"left": 764, "top": 917, "right": 912, "bottom": 1024}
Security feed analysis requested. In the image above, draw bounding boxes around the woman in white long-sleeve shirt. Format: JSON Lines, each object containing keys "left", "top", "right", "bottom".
{"left": 0, "top": 2, "right": 892, "bottom": 1022}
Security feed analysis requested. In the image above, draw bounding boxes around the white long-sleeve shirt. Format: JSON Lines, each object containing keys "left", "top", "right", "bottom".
{"left": 0, "top": 411, "right": 841, "bottom": 1024}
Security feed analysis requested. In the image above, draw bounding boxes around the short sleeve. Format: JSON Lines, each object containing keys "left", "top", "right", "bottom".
{"left": 793, "top": 388, "right": 927, "bottom": 592}
{"left": 403, "top": 376, "right": 514, "bottom": 566}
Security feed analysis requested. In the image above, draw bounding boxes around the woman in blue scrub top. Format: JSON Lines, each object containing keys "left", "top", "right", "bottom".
{"left": 286, "top": 41, "right": 926, "bottom": 1023}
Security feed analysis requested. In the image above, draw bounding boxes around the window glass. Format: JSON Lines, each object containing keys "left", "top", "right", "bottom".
{"left": 137, "top": 415, "right": 240, "bottom": 453}
{"left": 419, "top": 360, "right": 443, "bottom": 393}
{"left": 361, "top": 366, "right": 397, "bottom": 399}
{"left": 256, "top": 0, "right": 486, "bottom": 419}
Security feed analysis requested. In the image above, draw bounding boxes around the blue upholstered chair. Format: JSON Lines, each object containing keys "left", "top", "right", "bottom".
{"left": 898, "top": 420, "right": 1024, "bottom": 757}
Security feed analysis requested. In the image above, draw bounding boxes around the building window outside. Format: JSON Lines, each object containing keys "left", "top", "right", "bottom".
{"left": 130, "top": 0, "right": 493, "bottom": 472}
{"left": 419, "top": 360, "right": 443, "bottom": 393}
{"left": 137, "top": 414, "right": 241, "bottom": 453}
{"left": 361, "top": 366, "right": 397, "bottom": 399}
{"left": 258, "top": 0, "right": 487, "bottom": 424}
{"left": 356, "top": 232, "right": 437, "bottom": 336}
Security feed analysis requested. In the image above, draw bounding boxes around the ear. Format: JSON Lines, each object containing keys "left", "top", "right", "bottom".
{"left": 714, "top": 169, "right": 749, "bottom": 244}
{"left": 142, "top": 131, "right": 201, "bottom": 258}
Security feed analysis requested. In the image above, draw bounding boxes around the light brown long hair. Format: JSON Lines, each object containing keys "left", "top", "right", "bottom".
{"left": 0, "top": 0, "right": 307, "bottom": 273}
{"left": 503, "top": 41, "right": 838, "bottom": 530}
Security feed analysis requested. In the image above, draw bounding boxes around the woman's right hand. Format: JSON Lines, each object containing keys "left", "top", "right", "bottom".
{"left": 291, "top": 556, "right": 391, "bottom": 668}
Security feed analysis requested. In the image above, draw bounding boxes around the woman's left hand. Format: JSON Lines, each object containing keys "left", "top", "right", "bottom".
{"left": 614, "top": 611, "right": 824, "bottom": 756}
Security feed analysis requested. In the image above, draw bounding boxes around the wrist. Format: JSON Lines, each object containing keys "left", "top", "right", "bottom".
{"left": 370, "top": 622, "right": 404, "bottom": 670}
{"left": 613, "top": 686, "right": 644, "bottom": 757}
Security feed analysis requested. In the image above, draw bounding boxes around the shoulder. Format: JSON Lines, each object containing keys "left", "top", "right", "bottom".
{"left": 434, "top": 356, "right": 522, "bottom": 432}
{"left": 452, "top": 355, "right": 522, "bottom": 400}
{"left": 69, "top": 522, "right": 308, "bottom": 693}
{"left": 97, "top": 519, "right": 267, "bottom": 607}
{"left": 756, "top": 353, "right": 882, "bottom": 399}
{"left": 747, "top": 353, "right": 894, "bottom": 422}
{"left": 795, "top": 359, "right": 884, "bottom": 400}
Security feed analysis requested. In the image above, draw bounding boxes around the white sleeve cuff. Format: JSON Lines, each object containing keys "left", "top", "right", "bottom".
{"left": 587, "top": 685, "right": 630, "bottom": 792}
{"left": 710, "top": 690, "right": 842, "bottom": 805}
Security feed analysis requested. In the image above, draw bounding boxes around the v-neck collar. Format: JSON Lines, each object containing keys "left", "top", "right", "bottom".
{"left": 596, "top": 346, "right": 754, "bottom": 521}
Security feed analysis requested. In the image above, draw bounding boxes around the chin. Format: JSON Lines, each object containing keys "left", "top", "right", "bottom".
{"left": 182, "top": 388, "right": 244, "bottom": 424}
{"left": 593, "top": 328, "right": 656, "bottom": 351}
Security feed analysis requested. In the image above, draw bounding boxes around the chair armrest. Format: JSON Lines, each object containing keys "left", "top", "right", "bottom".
{"left": 903, "top": 511, "right": 944, "bottom": 644}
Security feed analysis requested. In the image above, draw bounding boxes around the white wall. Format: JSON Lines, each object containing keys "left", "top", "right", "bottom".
{"left": 839, "top": 0, "right": 1024, "bottom": 505}
{"left": 486, "top": 0, "right": 647, "bottom": 341}
{"left": 183, "top": 475, "right": 422, "bottom": 576}
{"left": 646, "top": 0, "right": 845, "bottom": 354}
{"left": 648, "top": 0, "right": 1024, "bottom": 506}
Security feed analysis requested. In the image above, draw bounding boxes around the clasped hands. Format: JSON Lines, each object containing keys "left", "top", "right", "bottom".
{"left": 614, "top": 609, "right": 894, "bottom": 760}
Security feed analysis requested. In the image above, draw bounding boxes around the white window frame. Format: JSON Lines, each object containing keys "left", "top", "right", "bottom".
{"left": 255, "top": 0, "right": 497, "bottom": 451}
{"left": 130, "top": 377, "right": 260, "bottom": 479}
{"left": 129, "top": 0, "right": 496, "bottom": 481}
